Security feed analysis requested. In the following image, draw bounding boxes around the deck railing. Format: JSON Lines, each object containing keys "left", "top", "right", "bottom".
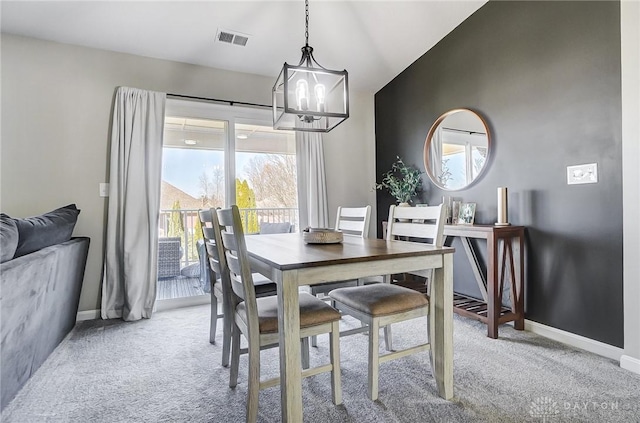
{"left": 158, "top": 207, "right": 299, "bottom": 267}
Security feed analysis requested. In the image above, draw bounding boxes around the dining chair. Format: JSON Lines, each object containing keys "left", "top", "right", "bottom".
{"left": 197, "top": 210, "right": 226, "bottom": 346}
{"left": 328, "top": 203, "right": 446, "bottom": 401}
{"left": 216, "top": 206, "right": 342, "bottom": 423}
{"left": 309, "top": 206, "right": 371, "bottom": 299}
{"left": 198, "top": 209, "right": 278, "bottom": 367}
{"left": 385, "top": 203, "right": 446, "bottom": 296}
{"left": 309, "top": 205, "right": 375, "bottom": 347}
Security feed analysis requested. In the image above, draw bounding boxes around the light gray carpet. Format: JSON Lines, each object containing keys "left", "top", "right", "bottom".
{"left": 3, "top": 304, "right": 639, "bottom": 422}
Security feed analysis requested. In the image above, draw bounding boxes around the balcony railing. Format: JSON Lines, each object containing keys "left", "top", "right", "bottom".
{"left": 158, "top": 207, "right": 299, "bottom": 268}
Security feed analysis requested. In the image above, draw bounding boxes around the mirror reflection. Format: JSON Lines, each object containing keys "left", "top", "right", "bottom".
{"left": 423, "top": 109, "right": 491, "bottom": 191}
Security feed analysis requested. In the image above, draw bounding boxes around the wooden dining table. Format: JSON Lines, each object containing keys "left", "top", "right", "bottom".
{"left": 244, "top": 232, "right": 455, "bottom": 422}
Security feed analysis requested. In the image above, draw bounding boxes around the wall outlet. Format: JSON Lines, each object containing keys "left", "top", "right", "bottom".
{"left": 567, "top": 163, "right": 598, "bottom": 185}
{"left": 99, "top": 183, "right": 109, "bottom": 197}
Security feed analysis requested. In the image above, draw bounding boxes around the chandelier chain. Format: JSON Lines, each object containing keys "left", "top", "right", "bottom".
{"left": 305, "top": 0, "right": 309, "bottom": 46}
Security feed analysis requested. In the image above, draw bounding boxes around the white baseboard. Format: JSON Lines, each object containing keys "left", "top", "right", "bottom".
{"left": 76, "top": 309, "right": 101, "bottom": 321}
{"left": 76, "top": 294, "right": 211, "bottom": 322}
{"left": 75, "top": 296, "right": 212, "bottom": 321}
{"left": 524, "top": 319, "right": 624, "bottom": 361}
{"left": 620, "top": 355, "right": 640, "bottom": 375}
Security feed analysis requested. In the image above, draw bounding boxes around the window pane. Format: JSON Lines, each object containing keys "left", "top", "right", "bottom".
{"left": 442, "top": 143, "right": 467, "bottom": 189}
{"left": 472, "top": 146, "right": 488, "bottom": 179}
{"left": 235, "top": 123, "right": 298, "bottom": 233}
{"left": 162, "top": 116, "right": 227, "bottom": 209}
{"left": 158, "top": 116, "right": 227, "bottom": 301}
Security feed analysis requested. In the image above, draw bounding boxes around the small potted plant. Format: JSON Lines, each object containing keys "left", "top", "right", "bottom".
{"left": 375, "top": 156, "right": 423, "bottom": 206}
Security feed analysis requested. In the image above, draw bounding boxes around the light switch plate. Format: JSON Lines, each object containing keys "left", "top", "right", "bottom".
{"left": 99, "top": 183, "right": 109, "bottom": 197}
{"left": 567, "top": 163, "right": 598, "bottom": 185}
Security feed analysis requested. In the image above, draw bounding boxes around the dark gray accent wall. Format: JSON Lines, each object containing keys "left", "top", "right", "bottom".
{"left": 375, "top": 1, "right": 622, "bottom": 346}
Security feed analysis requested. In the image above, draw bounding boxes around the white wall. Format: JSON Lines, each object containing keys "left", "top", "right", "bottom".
{"left": 323, "top": 90, "right": 377, "bottom": 236}
{"left": 0, "top": 34, "right": 376, "bottom": 313}
{"left": 621, "top": 0, "right": 640, "bottom": 374}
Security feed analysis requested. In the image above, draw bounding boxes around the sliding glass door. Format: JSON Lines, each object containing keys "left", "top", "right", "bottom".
{"left": 157, "top": 100, "right": 297, "bottom": 306}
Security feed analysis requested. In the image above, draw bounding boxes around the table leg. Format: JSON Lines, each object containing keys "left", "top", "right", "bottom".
{"left": 515, "top": 233, "right": 525, "bottom": 330}
{"left": 277, "top": 270, "right": 303, "bottom": 423}
{"left": 487, "top": 234, "right": 499, "bottom": 339}
{"left": 430, "top": 253, "right": 454, "bottom": 400}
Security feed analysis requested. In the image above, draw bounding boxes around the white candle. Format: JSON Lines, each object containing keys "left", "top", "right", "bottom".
{"left": 497, "top": 187, "right": 508, "bottom": 224}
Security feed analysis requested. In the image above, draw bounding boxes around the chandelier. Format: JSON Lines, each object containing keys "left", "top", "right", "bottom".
{"left": 272, "top": 0, "right": 349, "bottom": 133}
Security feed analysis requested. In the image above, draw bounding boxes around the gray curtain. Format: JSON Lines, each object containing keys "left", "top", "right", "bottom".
{"left": 102, "top": 87, "right": 166, "bottom": 321}
{"left": 296, "top": 131, "right": 329, "bottom": 229}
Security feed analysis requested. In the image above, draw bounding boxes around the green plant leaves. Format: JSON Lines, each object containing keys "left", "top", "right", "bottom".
{"left": 375, "top": 156, "right": 423, "bottom": 203}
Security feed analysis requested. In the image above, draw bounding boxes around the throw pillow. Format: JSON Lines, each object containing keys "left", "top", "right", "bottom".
{"left": 0, "top": 213, "right": 19, "bottom": 263}
{"left": 180, "top": 263, "right": 201, "bottom": 278}
{"left": 13, "top": 204, "right": 81, "bottom": 258}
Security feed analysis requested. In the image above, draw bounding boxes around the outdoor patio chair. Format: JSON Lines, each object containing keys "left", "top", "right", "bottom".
{"left": 258, "top": 221, "right": 293, "bottom": 234}
{"left": 157, "top": 237, "right": 181, "bottom": 278}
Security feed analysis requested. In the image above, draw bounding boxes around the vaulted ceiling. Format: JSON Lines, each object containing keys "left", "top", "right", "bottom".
{"left": 1, "top": 1, "right": 486, "bottom": 93}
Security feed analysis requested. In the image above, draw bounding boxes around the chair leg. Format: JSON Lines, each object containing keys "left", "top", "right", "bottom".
{"left": 368, "top": 318, "right": 380, "bottom": 401}
{"left": 246, "top": 332, "right": 261, "bottom": 423}
{"left": 383, "top": 325, "right": 393, "bottom": 351}
{"left": 381, "top": 274, "right": 393, "bottom": 351}
{"left": 330, "top": 321, "right": 342, "bottom": 405}
{"left": 229, "top": 324, "right": 241, "bottom": 389}
{"left": 210, "top": 291, "right": 218, "bottom": 344}
{"left": 301, "top": 338, "right": 310, "bottom": 369}
{"left": 221, "top": 297, "right": 233, "bottom": 367}
{"left": 311, "top": 292, "right": 324, "bottom": 347}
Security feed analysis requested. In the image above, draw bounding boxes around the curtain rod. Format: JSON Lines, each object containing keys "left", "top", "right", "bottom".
{"left": 166, "top": 93, "right": 272, "bottom": 110}
{"left": 442, "top": 127, "right": 486, "bottom": 136}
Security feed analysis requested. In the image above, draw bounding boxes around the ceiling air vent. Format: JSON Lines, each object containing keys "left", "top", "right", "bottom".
{"left": 232, "top": 35, "right": 249, "bottom": 47}
{"left": 216, "top": 29, "right": 250, "bottom": 47}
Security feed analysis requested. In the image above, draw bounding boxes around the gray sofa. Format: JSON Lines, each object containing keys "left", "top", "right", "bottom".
{"left": 0, "top": 237, "right": 90, "bottom": 410}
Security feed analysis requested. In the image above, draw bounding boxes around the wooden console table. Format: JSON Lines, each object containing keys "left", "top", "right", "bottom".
{"left": 444, "top": 224, "right": 525, "bottom": 338}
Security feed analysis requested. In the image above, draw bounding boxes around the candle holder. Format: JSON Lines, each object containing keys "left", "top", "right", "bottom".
{"left": 452, "top": 200, "right": 461, "bottom": 225}
{"left": 496, "top": 187, "right": 510, "bottom": 226}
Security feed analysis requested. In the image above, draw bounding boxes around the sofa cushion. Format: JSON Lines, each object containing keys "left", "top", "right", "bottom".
{"left": 12, "top": 204, "right": 81, "bottom": 258}
{"left": 180, "top": 263, "right": 200, "bottom": 278}
{"left": 0, "top": 214, "right": 19, "bottom": 263}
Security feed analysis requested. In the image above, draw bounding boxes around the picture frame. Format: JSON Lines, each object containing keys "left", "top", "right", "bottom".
{"left": 457, "top": 202, "right": 476, "bottom": 225}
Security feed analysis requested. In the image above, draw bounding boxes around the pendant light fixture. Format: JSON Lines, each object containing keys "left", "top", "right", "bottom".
{"left": 272, "top": 0, "right": 349, "bottom": 132}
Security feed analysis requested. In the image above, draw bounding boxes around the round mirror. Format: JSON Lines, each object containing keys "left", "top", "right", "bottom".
{"left": 423, "top": 108, "right": 491, "bottom": 191}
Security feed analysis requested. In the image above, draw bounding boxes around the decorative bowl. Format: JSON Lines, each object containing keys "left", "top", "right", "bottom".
{"left": 302, "top": 228, "right": 343, "bottom": 244}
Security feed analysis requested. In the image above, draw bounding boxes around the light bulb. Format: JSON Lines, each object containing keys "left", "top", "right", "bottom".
{"left": 315, "top": 84, "right": 326, "bottom": 112}
{"left": 295, "top": 79, "right": 309, "bottom": 111}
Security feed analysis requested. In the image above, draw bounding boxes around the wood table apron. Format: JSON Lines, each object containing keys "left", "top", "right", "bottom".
{"left": 443, "top": 224, "right": 525, "bottom": 339}
{"left": 244, "top": 233, "right": 455, "bottom": 423}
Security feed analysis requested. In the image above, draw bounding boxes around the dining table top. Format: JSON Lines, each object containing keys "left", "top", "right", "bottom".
{"left": 244, "top": 232, "right": 455, "bottom": 271}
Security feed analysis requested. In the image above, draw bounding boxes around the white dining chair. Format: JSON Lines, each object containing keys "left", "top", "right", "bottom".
{"left": 197, "top": 210, "right": 227, "bottom": 348}
{"left": 217, "top": 206, "right": 343, "bottom": 423}
{"left": 308, "top": 205, "right": 375, "bottom": 347}
{"left": 310, "top": 206, "right": 371, "bottom": 302}
{"left": 198, "top": 209, "right": 278, "bottom": 367}
{"left": 328, "top": 203, "right": 446, "bottom": 400}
